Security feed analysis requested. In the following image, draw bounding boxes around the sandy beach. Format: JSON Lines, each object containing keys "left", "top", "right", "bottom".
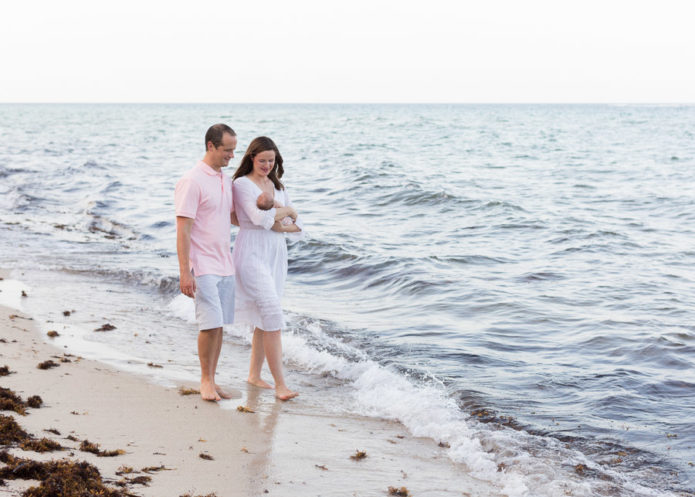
{"left": 0, "top": 270, "right": 501, "bottom": 497}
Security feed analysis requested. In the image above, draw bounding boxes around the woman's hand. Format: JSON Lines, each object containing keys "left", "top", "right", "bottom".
{"left": 271, "top": 221, "right": 301, "bottom": 232}
{"left": 274, "top": 206, "right": 297, "bottom": 222}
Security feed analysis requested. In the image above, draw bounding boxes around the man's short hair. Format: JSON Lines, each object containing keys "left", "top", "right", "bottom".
{"left": 205, "top": 124, "right": 236, "bottom": 150}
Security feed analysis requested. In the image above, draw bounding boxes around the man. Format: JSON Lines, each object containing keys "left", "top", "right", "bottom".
{"left": 175, "top": 124, "right": 237, "bottom": 401}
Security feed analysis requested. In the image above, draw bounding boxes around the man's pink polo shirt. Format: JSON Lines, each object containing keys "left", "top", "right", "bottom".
{"left": 175, "top": 160, "right": 235, "bottom": 277}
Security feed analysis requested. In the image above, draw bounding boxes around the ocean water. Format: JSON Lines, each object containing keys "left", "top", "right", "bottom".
{"left": 1, "top": 103, "right": 694, "bottom": 496}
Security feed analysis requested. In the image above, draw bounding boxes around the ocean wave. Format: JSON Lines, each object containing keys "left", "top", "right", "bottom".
{"left": 81, "top": 200, "right": 139, "bottom": 241}
{"left": 56, "top": 266, "right": 180, "bottom": 295}
{"left": 219, "top": 310, "right": 679, "bottom": 497}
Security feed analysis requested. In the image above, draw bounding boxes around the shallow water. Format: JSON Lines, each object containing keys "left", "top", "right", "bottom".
{"left": 1, "top": 103, "right": 694, "bottom": 496}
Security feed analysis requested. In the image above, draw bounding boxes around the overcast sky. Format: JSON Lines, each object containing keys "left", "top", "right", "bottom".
{"left": 1, "top": 0, "right": 693, "bottom": 103}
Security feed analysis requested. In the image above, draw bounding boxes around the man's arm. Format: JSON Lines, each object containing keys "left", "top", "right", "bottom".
{"left": 176, "top": 216, "right": 196, "bottom": 298}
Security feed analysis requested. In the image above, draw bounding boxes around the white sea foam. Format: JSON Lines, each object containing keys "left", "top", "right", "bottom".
{"left": 215, "top": 306, "right": 680, "bottom": 497}
{"left": 168, "top": 294, "right": 196, "bottom": 323}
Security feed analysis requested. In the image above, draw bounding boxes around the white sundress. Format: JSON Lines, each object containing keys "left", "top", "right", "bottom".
{"left": 232, "top": 175, "right": 303, "bottom": 331}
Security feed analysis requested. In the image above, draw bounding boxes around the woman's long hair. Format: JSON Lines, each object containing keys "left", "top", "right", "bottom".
{"left": 232, "top": 136, "right": 285, "bottom": 190}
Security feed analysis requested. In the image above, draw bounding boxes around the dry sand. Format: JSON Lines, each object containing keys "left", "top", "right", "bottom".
{"left": 0, "top": 271, "right": 501, "bottom": 497}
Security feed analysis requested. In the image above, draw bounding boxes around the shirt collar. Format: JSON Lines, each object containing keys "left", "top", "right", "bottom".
{"left": 197, "top": 160, "right": 222, "bottom": 176}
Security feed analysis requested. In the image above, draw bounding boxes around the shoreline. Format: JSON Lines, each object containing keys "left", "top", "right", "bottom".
{"left": 0, "top": 270, "right": 500, "bottom": 497}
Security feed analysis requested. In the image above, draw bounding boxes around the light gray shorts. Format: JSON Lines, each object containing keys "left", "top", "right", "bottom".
{"left": 194, "top": 274, "right": 235, "bottom": 331}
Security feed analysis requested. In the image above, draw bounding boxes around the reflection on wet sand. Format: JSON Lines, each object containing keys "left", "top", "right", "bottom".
{"left": 244, "top": 384, "right": 283, "bottom": 495}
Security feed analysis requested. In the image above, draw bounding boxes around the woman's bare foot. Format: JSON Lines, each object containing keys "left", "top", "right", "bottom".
{"left": 275, "top": 386, "right": 298, "bottom": 401}
{"left": 215, "top": 384, "right": 234, "bottom": 399}
{"left": 247, "top": 377, "right": 274, "bottom": 389}
{"left": 201, "top": 380, "right": 221, "bottom": 401}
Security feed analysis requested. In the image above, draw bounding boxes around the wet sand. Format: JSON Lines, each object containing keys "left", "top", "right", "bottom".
{"left": 0, "top": 270, "right": 501, "bottom": 497}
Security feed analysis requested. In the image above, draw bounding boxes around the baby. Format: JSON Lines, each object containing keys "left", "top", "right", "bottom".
{"left": 256, "top": 191, "right": 294, "bottom": 226}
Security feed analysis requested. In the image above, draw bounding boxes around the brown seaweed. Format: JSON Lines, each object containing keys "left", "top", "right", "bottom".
{"left": 178, "top": 387, "right": 200, "bottom": 396}
{"left": 0, "top": 451, "right": 129, "bottom": 497}
{"left": 199, "top": 452, "right": 214, "bottom": 460}
{"left": 95, "top": 323, "right": 117, "bottom": 332}
{"left": 20, "top": 437, "right": 64, "bottom": 453}
{"left": 0, "top": 415, "right": 30, "bottom": 444}
{"left": 125, "top": 475, "right": 151, "bottom": 486}
{"left": 388, "top": 486, "right": 412, "bottom": 496}
{"left": 0, "top": 365, "right": 13, "bottom": 376}
{"left": 115, "top": 465, "right": 135, "bottom": 475}
{"left": 79, "top": 439, "right": 125, "bottom": 457}
{"left": 0, "top": 387, "right": 26, "bottom": 415}
{"left": 44, "top": 428, "right": 60, "bottom": 435}
{"left": 27, "top": 395, "right": 43, "bottom": 408}
{"left": 147, "top": 362, "right": 163, "bottom": 368}
{"left": 350, "top": 449, "right": 367, "bottom": 460}
{"left": 37, "top": 360, "right": 59, "bottom": 370}
{"left": 46, "top": 330, "right": 59, "bottom": 338}
{"left": 236, "top": 405, "right": 255, "bottom": 413}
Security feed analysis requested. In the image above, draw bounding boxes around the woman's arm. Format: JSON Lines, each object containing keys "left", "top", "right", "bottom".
{"left": 274, "top": 206, "right": 297, "bottom": 221}
{"left": 232, "top": 178, "right": 276, "bottom": 230}
{"left": 271, "top": 221, "right": 301, "bottom": 232}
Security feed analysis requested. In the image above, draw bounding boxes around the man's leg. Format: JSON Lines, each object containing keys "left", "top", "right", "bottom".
{"left": 247, "top": 327, "right": 273, "bottom": 388}
{"left": 211, "top": 328, "right": 233, "bottom": 399}
{"left": 198, "top": 327, "right": 222, "bottom": 401}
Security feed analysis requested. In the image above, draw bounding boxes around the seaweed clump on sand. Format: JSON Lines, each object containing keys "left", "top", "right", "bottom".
{"left": 94, "top": 323, "right": 117, "bottom": 332}
{"left": 0, "top": 387, "right": 27, "bottom": 415}
{"left": 0, "top": 414, "right": 63, "bottom": 453}
{"left": 115, "top": 475, "right": 152, "bottom": 487}
{"left": 0, "top": 415, "right": 30, "bottom": 445}
{"left": 388, "top": 486, "right": 412, "bottom": 497}
{"left": 20, "top": 438, "right": 64, "bottom": 453}
{"left": 79, "top": 439, "right": 125, "bottom": 457}
{"left": 0, "top": 388, "right": 44, "bottom": 415}
{"left": 0, "top": 451, "right": 130, "bottom": 497}
{"left": 350, "top": 449, "right": 367, "bottom": 460}
{"left": 0, "top": 365, "right": 14, "bottom": 376}
{"left": 37, "top": 360, "right": 59, "bottom": 370}
{"left": 178, "top": 387, "right": 200, "bottom": 396}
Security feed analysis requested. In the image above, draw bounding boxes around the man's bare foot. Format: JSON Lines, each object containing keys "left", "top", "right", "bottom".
{"left": 247, "top": 377, "right": 273, "bottom": 389}
{"left": 215, "top": 384, "right": 234, "bottom": 399}
{"left": 201, "top": 381, "right": 221, "bottom": 401}
{"left": 275, "top": 386, "right": 298, "bottom": 401}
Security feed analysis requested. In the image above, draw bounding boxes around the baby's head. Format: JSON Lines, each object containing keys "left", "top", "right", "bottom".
{"left": 256, "top": 192, "right": 274, "bottom": 211}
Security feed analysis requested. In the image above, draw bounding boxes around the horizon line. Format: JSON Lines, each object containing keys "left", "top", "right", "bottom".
{"left": 1, "top": 101, "right": 695, "bottom": 105}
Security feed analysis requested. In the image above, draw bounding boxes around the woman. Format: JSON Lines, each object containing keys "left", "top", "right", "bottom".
{"left": 232, "top": 136, "right": 302, "bottom": 401}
